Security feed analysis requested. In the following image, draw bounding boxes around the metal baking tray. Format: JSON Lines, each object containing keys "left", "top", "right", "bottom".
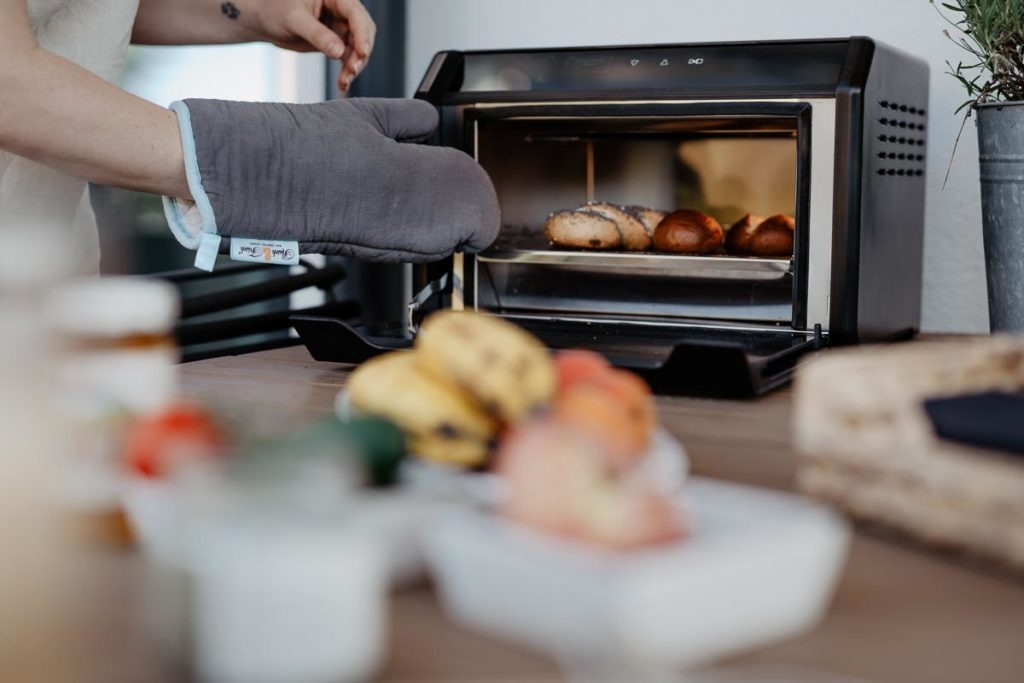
{"left": 478, "top": 248, "right": 793, "bottom": 282}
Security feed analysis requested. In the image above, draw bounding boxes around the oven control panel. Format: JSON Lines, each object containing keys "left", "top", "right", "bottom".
{"left": 454, "top": 41, "right": 850, "bottom": 95}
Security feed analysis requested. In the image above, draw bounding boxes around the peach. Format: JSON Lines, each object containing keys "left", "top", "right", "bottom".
{"left": 554, "top": 349, "right": 612, "bottom": 394}
{"left": 583, "top": 483, "right": 686, "bottom": 550}
{"left": 554, "top": 369, "right": 656, "bottom": 466}
{"left": 496, "top": 419, "right": 607, "bottom": 538}
{"left": 496, "top": 418, "right": 685, "bottom": 551}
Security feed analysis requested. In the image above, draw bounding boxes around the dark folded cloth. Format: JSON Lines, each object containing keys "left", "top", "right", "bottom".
{"left": 924, "top": 391, "right": 1024, "bottom": 456}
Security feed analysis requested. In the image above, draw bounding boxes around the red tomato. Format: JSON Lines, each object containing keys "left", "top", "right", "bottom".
{"left": 123, "top": 404, "right": 223, "bottom": 478}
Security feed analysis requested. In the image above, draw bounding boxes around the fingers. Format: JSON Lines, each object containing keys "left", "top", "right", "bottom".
{"left": 350, "top": 98, "right": 439, "bottom": 142}
{"left": 335, "top": 22, "right": 357, "bottom": 91}
{"left": 334, "top": 0, "right": 377, "bottom": 57}
{"left": 284, "top": 10, "right": 345, "bottom": 60}
{"left": 329, "top": 0, "right": 376, "bottom": 90}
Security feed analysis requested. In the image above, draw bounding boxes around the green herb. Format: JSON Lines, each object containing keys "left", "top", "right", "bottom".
{"left": 931, "top": 0, "right": 1024, "bottom": 112}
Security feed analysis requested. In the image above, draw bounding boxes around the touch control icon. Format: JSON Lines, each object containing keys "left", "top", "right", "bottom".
{"left": 630, "top": 59, "right": 640, "bottom": 67}
{"left": 659, "top": 59, "right": 670, "bottom": 67}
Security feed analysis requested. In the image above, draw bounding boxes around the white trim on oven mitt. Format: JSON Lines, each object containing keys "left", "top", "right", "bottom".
{"left": 161, "top": 101, "right": 222, "bottom": 270}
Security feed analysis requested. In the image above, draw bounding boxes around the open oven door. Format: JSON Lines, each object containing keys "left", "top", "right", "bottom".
{"left": 507, "top": 317, "right": 824, "bottom": 398}
{"left": 291, "top": 313, "right": 824, "bottom": 399}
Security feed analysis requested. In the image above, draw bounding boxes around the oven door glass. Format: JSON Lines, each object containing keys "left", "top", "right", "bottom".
{"left": 468, "top": 105, "right": 810, "bottom": 328}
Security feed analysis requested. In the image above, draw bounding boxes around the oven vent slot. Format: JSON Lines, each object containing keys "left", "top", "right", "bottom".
{"left": 877, "top": 118, "right": 927, "bottom": 131}
{"left": 879, "top": 101, "right": 926, "bottom": 116}
{"left": 875, "top": 168, "right": 924, "bottom": 177}
{"left": 876, "top": 151, "right": 926, "bottom": 161}
{"left": 871, "top": 100, "right": 928, "bottom": 180}
{"left": 876, "top": 134, "right": 926, "bottom": 145}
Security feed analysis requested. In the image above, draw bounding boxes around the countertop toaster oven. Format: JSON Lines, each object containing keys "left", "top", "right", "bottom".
{"left": 295, "top": 37, "right": 929, "bottom": 397}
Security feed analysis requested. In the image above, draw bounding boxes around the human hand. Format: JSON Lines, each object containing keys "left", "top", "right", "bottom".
{"left": 234, "top": 0, "right": 377, "bottom": 92}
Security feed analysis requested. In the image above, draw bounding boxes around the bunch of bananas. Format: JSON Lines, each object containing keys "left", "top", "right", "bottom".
{"left": 347, "top": 311, "right": 557, "bottom": 467}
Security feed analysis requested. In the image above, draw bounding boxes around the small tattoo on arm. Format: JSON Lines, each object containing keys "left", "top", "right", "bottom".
{"left": 221, "top": 2, "right": 241, "bottom": 20}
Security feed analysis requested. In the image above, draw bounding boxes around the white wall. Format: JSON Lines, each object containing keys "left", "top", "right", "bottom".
{"left": 124, "top": 45, "right": 324, "bottom": 105}
{"left": 406, "top": 0, "right": 989, "bottom": 333}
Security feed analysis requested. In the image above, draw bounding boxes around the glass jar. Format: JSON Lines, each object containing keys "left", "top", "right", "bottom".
{"left": 46, "top": 277, "right": 180, "bottom": 540}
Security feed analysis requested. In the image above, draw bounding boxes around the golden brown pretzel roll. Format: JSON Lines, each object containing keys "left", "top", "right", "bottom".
{"left": 544, "top": 210, "right": 622, "bottom": 250}
{"left": 581, "top": 202, "right": 652, "bottom": 251}
{"left": 724, "top": 213, "right": 765, "bottom": 254}
{"left": 652, "top": 210, "right": 725, "bottom": 254}
{"left": 726, "top": 214, "right": 795, "bottom": 256}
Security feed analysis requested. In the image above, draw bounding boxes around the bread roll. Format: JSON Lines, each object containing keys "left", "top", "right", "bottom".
{"left": 416, "top": 311, "right": 556, "bottom": 424}
{"left": 724, "top": 214, "right": 765, "bottom": 254}
{"left": 624, "top": 206, "right": 667, "bottom": 235}
{"left": 726, "top": 214, "right": 795, "bottom": 256}
{"left": 581, "top": 202, "right": 651, "bottom": 251}
{"left": 348, "top": 352, "right": 496, "bottom": 467}
{"left": 544, "top": 210, "right": 622, "bottom": 250}
{"left": 652, "top": 210, "right": 724, "bottom": 254}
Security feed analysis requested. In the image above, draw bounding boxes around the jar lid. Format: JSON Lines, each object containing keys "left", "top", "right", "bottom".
{"left": 47, "top": 277, "right": 180, "bottom": 338}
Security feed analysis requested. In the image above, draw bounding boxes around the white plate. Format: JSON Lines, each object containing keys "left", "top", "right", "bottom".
{"left": 424, "top": 477, "right": 850, "bottom": 672}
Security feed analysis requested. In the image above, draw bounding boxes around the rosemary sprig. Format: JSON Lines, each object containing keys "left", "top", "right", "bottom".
{"left": 930, "top": 1, "right": 1024, "bottom": 186}
{"left": 931, "top": 0, "right": 1024, "bottom": 111}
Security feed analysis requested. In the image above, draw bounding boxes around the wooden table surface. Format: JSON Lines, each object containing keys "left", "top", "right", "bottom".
{"left": 70, "top": 346, "right": 1024, "bottom": 683}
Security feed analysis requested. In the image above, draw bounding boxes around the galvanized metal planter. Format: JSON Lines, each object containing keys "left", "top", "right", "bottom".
{"left": 978, "top": 101, "right": 1024, "bottom": 332}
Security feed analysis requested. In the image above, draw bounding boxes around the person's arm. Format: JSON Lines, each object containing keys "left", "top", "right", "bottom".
{"left": 133, "top": 0, "right": 377, "bottom": 92}
{"left": 1, "top": 0, "right": 498, "bottom": 264}
{"left": 0, "top": 0, "right": 190, "bottom": 198}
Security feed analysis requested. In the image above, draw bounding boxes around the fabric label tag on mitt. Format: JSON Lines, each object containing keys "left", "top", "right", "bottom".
{"left": 229, "top": 238, "right": 300, "bottom": 266}
{"left": 194, "top": 233, "right": 223, "bottom": 272}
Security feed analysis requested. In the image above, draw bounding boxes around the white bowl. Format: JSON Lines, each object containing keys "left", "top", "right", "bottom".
{"left": 424, "top": 477, "right": 850, "bottom": 672}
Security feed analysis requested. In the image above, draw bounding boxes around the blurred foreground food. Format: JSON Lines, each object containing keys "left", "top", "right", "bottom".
{"left": 349, "top": 310, "right": 557, "bottom": 466}
{"left": 348, "top": 312, "right": 658, "bottom": 469}
{"left": 497, "top": 418, "right": 685, "bottom": 550}
{"left": 124, "top": 403, "right": 224, "bottom": 478}
{"left": 349, "top": 311, "right": 685, "bottom": 550}
{"left": 348, "top": 351, "right": 498, "bottom": 467}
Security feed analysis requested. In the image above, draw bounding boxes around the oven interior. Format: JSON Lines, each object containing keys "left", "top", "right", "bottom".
{"left": 470, "top": 113, "right": 803, "bottom": 327}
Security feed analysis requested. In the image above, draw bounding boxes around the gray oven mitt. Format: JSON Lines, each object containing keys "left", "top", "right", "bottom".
{"left": 162, "top": 98, "right": 499, "bottom": 270}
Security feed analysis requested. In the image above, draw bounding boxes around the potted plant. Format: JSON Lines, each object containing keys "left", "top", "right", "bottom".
{"left": 934, "top": 0, "right": 1024, "bottom": 332}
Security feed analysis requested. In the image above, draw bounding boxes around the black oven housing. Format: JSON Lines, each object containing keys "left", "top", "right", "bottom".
{"left": 294, "top": 37, "right": 929, "bottom": 397}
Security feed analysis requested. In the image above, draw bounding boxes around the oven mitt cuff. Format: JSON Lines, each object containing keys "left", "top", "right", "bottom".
{"left": 162, "top": 101, "right": 218, "bottom": 252}
{"left": 160, "top": 97, "right": 500, "bottom": 271}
